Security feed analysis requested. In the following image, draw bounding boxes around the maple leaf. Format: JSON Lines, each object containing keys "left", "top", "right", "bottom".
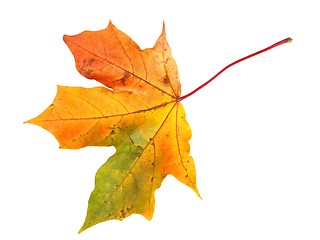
{"left": 27, "top": 21, "right": 200, "bottom": 232}
{"left": 26, "top": 20, "right": 291, "bottom": 233}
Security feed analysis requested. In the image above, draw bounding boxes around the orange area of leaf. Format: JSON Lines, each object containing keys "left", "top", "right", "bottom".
{"left": 27, "top": 21, "right": 200, "bottom": 232}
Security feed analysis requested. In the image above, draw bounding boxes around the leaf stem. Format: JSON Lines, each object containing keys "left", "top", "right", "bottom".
{"left": 179, "top": 37, "right": 292, "bottom": 101}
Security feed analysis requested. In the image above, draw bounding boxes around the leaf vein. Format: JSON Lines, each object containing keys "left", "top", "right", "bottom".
{"left": 32, "top": 100, "right": 175, "bottom": 123}
{"left": 64, "top": 38, "right": 176, "bottom": 98}
{"left": 161, "top": 35, "right": 177, "bottom": 98}
{"left": 103, "top": 103, "right": 177, "bottom": 205}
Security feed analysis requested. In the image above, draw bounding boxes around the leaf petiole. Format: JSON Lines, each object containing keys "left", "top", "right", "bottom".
{"left": 179, "top": 37, "right": 292, "bottom": 101}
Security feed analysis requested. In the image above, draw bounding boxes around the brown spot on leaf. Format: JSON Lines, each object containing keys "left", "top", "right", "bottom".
{"left": 120, "top": 209, "right": 126, "bottom": 218}
{"left": 120, "top": 71, "right": 131, "bottom": 85}
{"left": 163, "top": 76, "right": 169, "bottom": 85}
{"left": 88, "top": 58, "right": 95, "bottom": 65}
{"left": 124, "top": 71, "right": 130, "bottom": 78}
{"left": 80, "top": 69, "right": 93, "bottom": 78}
{"left": 80, "top": 59, "right": 95, "bottom": 78}
{"left": 120, "top": 77, "right": 125, "bottom": 85}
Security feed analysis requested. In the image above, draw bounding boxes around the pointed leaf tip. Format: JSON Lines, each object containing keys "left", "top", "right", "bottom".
{"left": 107, "top": 19, "right": 114, "bottom": 28}
{"left": 62, "top": 34, "right": 70, "bottom": 44}
{"left": 161, "top": 21, "right": 166, "bottom": 36}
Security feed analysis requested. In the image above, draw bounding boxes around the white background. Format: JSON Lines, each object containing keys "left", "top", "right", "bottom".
{"left": 1, "top": 0, "right": 319, "bottom": 239}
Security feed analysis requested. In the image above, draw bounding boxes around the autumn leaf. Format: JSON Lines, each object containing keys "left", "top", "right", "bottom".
{"left": 27, "top": 21, "right": 200, "bottom": 232}
{"left": 26, "top": 20, "right": 291, "bottom": 233}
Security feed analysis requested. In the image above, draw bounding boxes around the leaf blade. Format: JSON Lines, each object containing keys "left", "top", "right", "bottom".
{"left": 27, "top": 22, "right": 199, "bottom": 232}
{"left": 80, "top": 102, "right": 199, "bottom": 232}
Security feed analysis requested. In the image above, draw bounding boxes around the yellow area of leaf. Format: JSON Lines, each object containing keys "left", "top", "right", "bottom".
{"left": 27, "top": 21, "right": 200, "bottom": 232}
